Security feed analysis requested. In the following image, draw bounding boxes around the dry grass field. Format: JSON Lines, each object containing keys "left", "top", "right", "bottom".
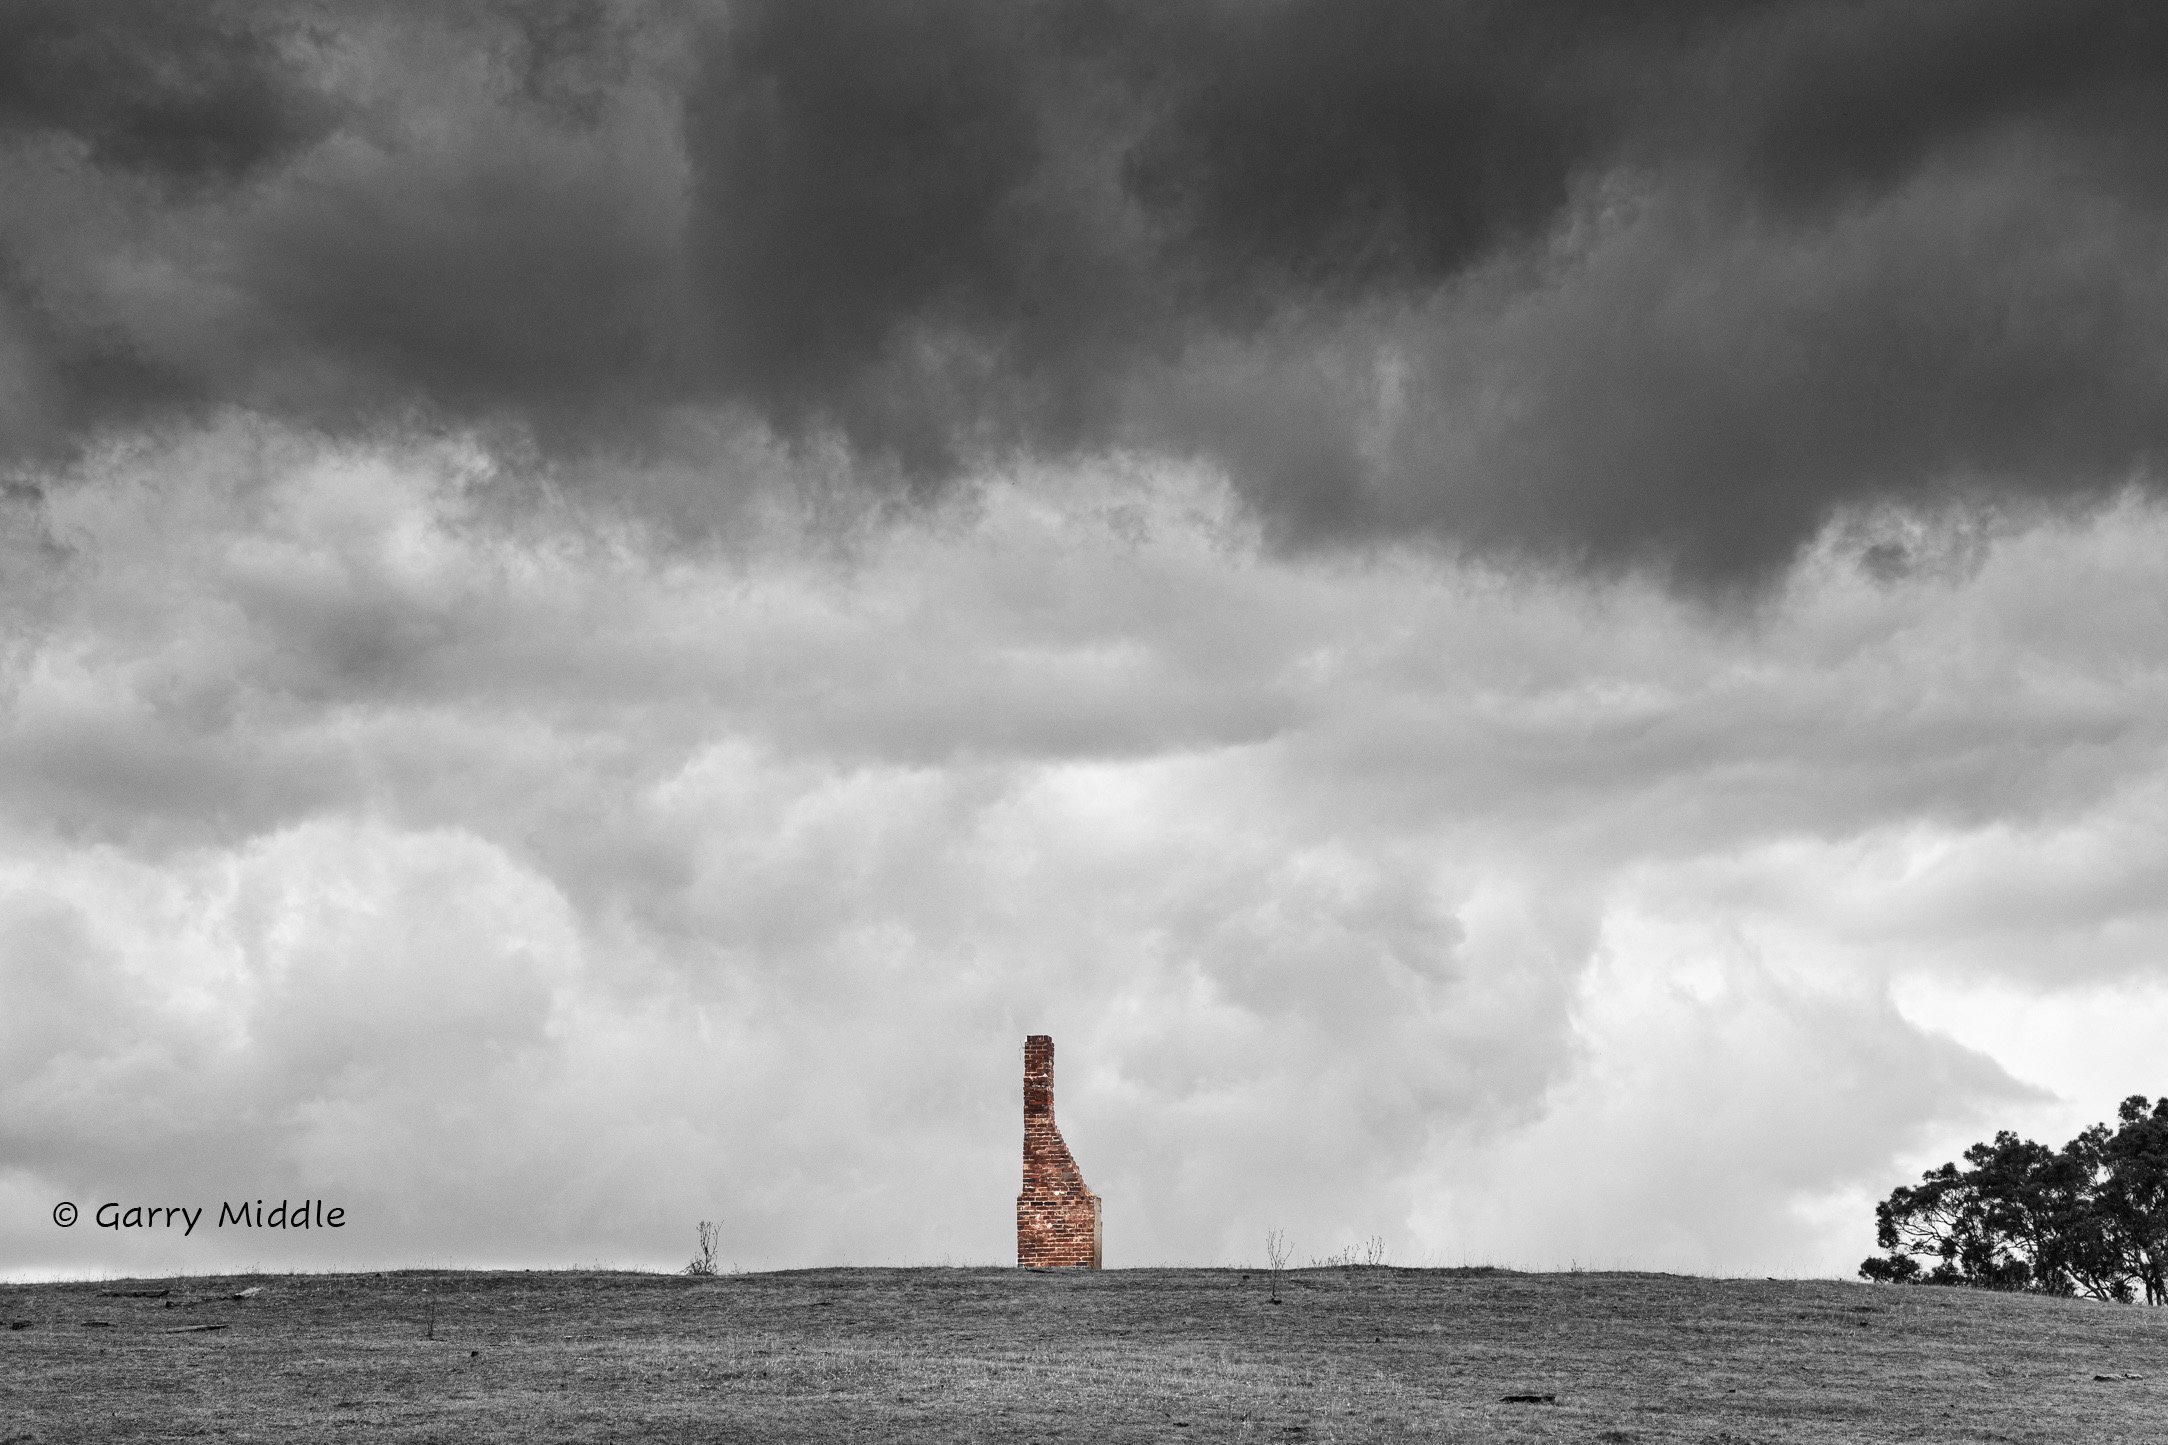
{"left": 3, "top": 1265, "right": 2165, "bottom": 1442}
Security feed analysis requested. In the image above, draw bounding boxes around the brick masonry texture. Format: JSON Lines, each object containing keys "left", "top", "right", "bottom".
{"left": 1017, "top": 1034, "right": 1102, "bottom": 1269}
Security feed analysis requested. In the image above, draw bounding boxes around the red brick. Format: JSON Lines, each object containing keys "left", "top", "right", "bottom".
{"left": 1016, "top": 1034, "right": 1101, "bottom": 1269}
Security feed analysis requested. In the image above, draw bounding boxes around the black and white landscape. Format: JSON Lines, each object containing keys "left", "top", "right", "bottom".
{"left": 4, "top": 0, "right": 2168, "bottom": 1282}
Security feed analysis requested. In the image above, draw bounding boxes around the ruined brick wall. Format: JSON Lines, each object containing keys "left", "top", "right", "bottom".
{"left": 1017, "top": 1035, "right": 1102, "bottom": 1269}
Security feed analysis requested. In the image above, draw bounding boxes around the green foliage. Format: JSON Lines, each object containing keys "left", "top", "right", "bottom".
{"left": 1862, "top": 1096, "right": 2168, "bottom": 1304}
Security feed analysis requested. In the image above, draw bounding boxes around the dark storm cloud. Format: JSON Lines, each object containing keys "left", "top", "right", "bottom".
{"left": 7, "top": 0, "right": 2168, "bottom": 579}
{"left": 676, "top": 0, "right": 1682, "bottom": 479}
{"left": 0, "top": 0, "right": 333, "bottom": 181}
{"left": 1712, "top": 0, "right": 2168, "bottom": 210}
{"left": 0, "top": 0, "right": 339, "bottom": 441}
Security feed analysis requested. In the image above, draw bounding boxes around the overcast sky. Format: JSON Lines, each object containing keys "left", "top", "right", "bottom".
{"left": 5, "top": 0, "right": 2168, "bottom": 1280}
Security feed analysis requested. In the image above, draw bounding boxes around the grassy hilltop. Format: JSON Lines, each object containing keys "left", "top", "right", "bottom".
{"left": 2, "top": 1266, "right": 2164, "bottom": 1442}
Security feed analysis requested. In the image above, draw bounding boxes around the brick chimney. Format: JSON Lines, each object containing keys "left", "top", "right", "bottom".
{"left": 1017, "top": 1034, "right": 1101, "bottom": 1269}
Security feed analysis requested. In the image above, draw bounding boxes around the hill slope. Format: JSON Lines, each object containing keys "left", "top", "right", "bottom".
{"left": 2, "top": 1266, "right": 2163, "bottom": 1441}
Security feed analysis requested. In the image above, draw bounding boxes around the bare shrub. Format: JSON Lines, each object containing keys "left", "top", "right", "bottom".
{"left": 684, "top": 1220, "right": 720, "bottom": 1277}
{"left": 1265, "top": 1229, "right": 1291, "bottom": 1304}
{"left": 1312, "top": 1236, "right": 1389, "bottom": 1278}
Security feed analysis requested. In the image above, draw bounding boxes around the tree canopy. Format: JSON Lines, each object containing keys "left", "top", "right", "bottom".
{"left": 1862, "top": 1096, "right": 2168, "bottom": 1304}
